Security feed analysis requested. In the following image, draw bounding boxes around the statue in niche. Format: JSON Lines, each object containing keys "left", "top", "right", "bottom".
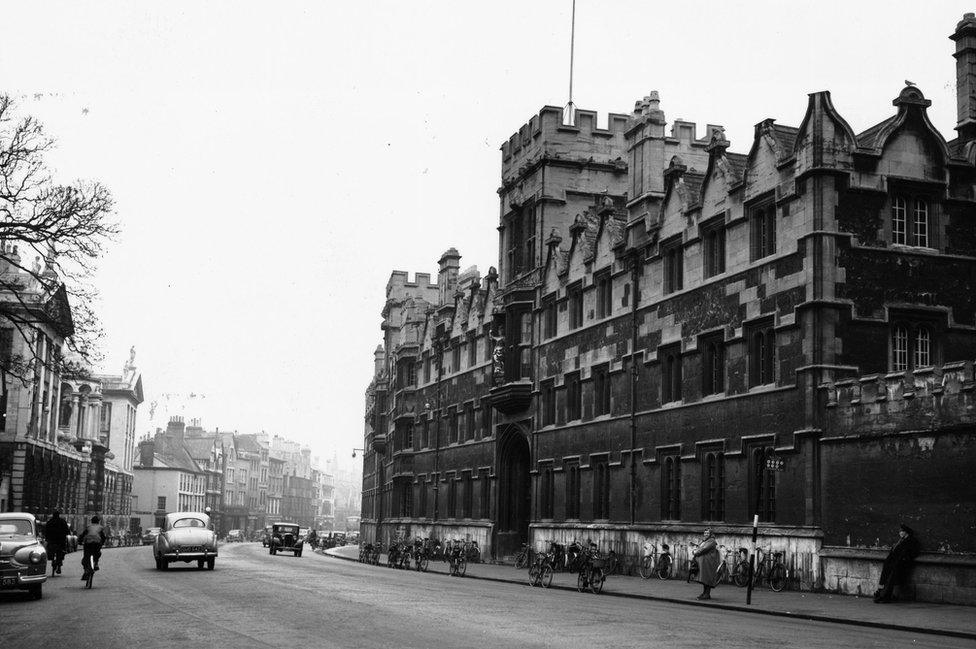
{"left": 490, "top": 328, "right": 506, "bottom": 386}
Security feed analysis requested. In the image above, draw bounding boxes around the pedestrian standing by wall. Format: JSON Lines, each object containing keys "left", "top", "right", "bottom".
{"left": 874, "top": 524, "right": 920, "bottom": 603}
{"left": 693, "top": 529, "right": 721, "bottom": 600}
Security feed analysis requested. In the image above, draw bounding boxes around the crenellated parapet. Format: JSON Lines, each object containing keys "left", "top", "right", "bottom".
{"left": 819, "top": 361, "right": 976, "bottom": 437}
{"left": 500, "top": 105, "right": 629, "bottom": 191}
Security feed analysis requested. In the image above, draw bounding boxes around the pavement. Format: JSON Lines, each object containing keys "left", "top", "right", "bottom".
{"left": 323, "top": 545, "right": 976, "bottom": 641}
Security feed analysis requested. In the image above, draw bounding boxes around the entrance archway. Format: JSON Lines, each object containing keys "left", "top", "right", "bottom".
{"left": 496, "top": 427, "right": 530, "bottom": 559}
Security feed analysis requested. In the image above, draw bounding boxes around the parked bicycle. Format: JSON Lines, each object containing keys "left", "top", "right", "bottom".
{"left": 575, "top": 542, "right": 606, "bottom": 594}
{"left": 715, "top": 544, "right": 732, "bottom": 584}
{"left": 547, "top": 540, "right": 566, "bottom": 572}
{"left": 447, "top": 539, "right": 467, "bottom": 577}
{"left": 746, "top": 546, "right": 787, "bottom": 592}
{"left": 464, "top": 539, "right": 481, "bottom": 564}
{"left": 638, "top": 541, "right": 672, "bottom": 580}
{"left": 565, "top": 539, "right": 584, "bottom": 573}
{"left": 731, "top": 547, "right": 751, "bottom": 587}
{"left": 527, "top": 547, "right": 555, "bottom": 588}
{"left": 411, "top": 537, "right": 428, "bottom": 572}
{"left": 513, "top": 542, "right": 529, "bottom": 569}
{"left": 686, "top": 541, "right": 700, "bottom": 583}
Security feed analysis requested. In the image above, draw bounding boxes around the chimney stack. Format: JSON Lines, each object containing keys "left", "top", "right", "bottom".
{"left": 166, "top": 415, "right": 186, "bottom": 440}
{"left": 138, "top": 439, "right": 155, "bottom": 467}
{"left": 951, "top": 13, "right": 976, "bottom": 142}
{"left": 437, "top": 248, "right": 461, "bottom": 306}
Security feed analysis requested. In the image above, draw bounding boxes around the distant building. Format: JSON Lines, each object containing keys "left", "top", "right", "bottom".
{"left": 132, "top": 417, "right": 208, "bottom": 530}
{"left": 231, "top": 433, "right": 270, "bottom": 534}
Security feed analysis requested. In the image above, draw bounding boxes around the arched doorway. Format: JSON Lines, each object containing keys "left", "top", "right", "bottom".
{"left": 496, "top": 427, "right": 530, "bottom": 559}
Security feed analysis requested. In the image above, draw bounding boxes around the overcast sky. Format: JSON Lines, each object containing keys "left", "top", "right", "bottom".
{"left": 0, "top": 1, "right": 971, "bottom": 464}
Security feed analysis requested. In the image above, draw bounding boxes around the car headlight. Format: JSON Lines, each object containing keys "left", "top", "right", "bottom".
{"left": 29, "top": 550, "right": 45, "bottom": 564}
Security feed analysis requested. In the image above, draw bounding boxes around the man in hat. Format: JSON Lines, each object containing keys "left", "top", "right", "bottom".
{"left": 875, "top": 524, "right": 920, "bottom": 603}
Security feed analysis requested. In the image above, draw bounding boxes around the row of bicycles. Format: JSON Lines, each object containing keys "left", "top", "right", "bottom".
{"left": 638, "top": 541, "right": 787, "bottom": 591}
{"left": 519, "top": 540, "right": 620, "bottom": 594}
{"left": 358, "top": 537, "right": 481, "bottom": 577}
{"left": 515, "top": 539, "right": 788, "bottom": 593}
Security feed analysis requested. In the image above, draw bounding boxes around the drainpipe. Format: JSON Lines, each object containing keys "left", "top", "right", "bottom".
{"left": 629, "top": 249, "right": 641, "bottom": 525}
{"left": 433, "top": 334, "right": 443, "bottom": 523}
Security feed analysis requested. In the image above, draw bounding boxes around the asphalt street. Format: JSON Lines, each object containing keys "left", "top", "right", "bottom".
{"left": 0, "top": 543, "right": 968, "bottom": 649}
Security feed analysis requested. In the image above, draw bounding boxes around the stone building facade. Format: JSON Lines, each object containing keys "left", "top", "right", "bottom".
{"left": 0, "top": 247, "right": 143, "bottom": 536}
{"left": 362, "top": 16, "right": 976, "bottom": 604}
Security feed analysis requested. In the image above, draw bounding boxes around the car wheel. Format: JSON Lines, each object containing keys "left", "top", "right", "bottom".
{"left": 29, "top": 584, "right": 42, "bottom": 600}
{"left": 270, "top": 548, "right": 276, "bottom": 555}
{"left": 207, "top": 558, "right": 215, "bottom": 570}
{"left": 155, "top": 555, "right": 163, "bottom": 570}
{"left": 197, "top": 559, "right": 205, "bottom": 570}
{"left": 161, "top": 558, "right": 169, "bottom": 570}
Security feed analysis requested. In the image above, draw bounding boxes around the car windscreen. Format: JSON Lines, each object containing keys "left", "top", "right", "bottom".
{"left": 172, "top": 518, "right": 206, "bottom": 529}
{"left": 0, "top": 520, "right": 33, "bottom": 536}
{"left": 275, "top": 527, "right": 298, "bottom": 534}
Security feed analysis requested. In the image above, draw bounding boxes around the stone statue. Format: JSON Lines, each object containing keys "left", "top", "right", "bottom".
{"left": 123, "top": 346, "right": 137, "bottom": 379}
{"left": 490, "top": 329, "right": 505, "bottom": 386}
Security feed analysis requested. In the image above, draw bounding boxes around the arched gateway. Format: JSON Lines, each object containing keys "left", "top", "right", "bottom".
{"left": 495, "top": 426, "right": 531, "bottom": 559}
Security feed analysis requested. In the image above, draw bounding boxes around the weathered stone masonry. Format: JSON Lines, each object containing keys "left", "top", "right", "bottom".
{"left": 362, "top": 15, "right": 976, "bottom": 604}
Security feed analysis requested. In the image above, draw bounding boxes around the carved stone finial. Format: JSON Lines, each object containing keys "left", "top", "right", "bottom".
{"left": 545, "top": 228, "right": 563, "bottom": 248}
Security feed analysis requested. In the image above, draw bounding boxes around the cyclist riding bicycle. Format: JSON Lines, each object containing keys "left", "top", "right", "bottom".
{"left": 78, "top": 515, "right": 107, "bottom": 580}
{"left": 45, "top": 510, "right": 71, "bottom": 575}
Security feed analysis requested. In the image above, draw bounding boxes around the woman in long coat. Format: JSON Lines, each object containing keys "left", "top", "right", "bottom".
{"left": 693, "top": 529, "right": 721, "bottom": 600}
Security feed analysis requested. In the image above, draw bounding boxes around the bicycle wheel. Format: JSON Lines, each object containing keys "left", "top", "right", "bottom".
{"left": 638, "top": 556, "right": 653, "bottom": 579}
{"left": 657, "top": 555, "right": 673, "bottom": 580}
{"left": 528, "top": 562, "right": 540, "bottom": 587}
{"left": 716, "top": 562, "right": 729, "bottom": 585}
{"left": 590, "top": 567, "right": 605, "bottom": 594}
{"left": 577, "top": 571, "right": 587, "bottom": 592}
{"left": 85, "top": 557, "right": 94, "bottom": 589}
{"left": 732, "top": 561, "right": 749, "bottom": 587}
{"left": 541, "top": 564, "right": 554, "bottom": 589}
{"left": 459, "top": 556, "right": 467, "bottom": 577}
{"left": 769, "top": 564, "right": 787, "bottom": 592}
{"left": 420, "top": 556, "right": 429, "bottom": 572}
{"left": 515, "top": 551, "right": 527, "bottom": 570}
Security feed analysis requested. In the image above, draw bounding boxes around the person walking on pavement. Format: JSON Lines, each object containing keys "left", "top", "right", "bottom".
{"left": 77, "top": 515, "right": 107, "bottom": 579}
{"left": 45, "top": 511, "right": 71, "bottom": 575}
{"left": 874, "top": 523, "right": 920, "bottom": 603}
{"left": 693, "top": 529, "right": 721, "bottom": 600}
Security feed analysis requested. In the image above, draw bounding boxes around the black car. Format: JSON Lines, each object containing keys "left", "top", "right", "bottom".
{"left": 269, "top": 523, "right": 303, "bottom": 557}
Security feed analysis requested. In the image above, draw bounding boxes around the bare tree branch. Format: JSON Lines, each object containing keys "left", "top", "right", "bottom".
{"left": 0, "top": 94, "right": 117, "bottom": 382}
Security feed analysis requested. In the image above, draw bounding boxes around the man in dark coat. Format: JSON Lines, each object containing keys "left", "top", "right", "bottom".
{"left": 45, "top": 511, "right": 71, "bottom": 575}
{"left": 875, "top": 524, "right": 920, "bottom": 603}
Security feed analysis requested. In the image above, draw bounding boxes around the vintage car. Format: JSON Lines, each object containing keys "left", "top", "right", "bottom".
{"left": 268, "top": 522, "right": 303, "bottom": 557}
{"left": 142, "top": 527, "right": 162, "bottom": 545}
{"left": 153, "top": 512, "right": 218, "bottom": 571}
{"left": 225, "top": 528, "right": 245, "bottom": 542}
{"left": 0, "top": 512, "right": 47, "bottom": 599}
